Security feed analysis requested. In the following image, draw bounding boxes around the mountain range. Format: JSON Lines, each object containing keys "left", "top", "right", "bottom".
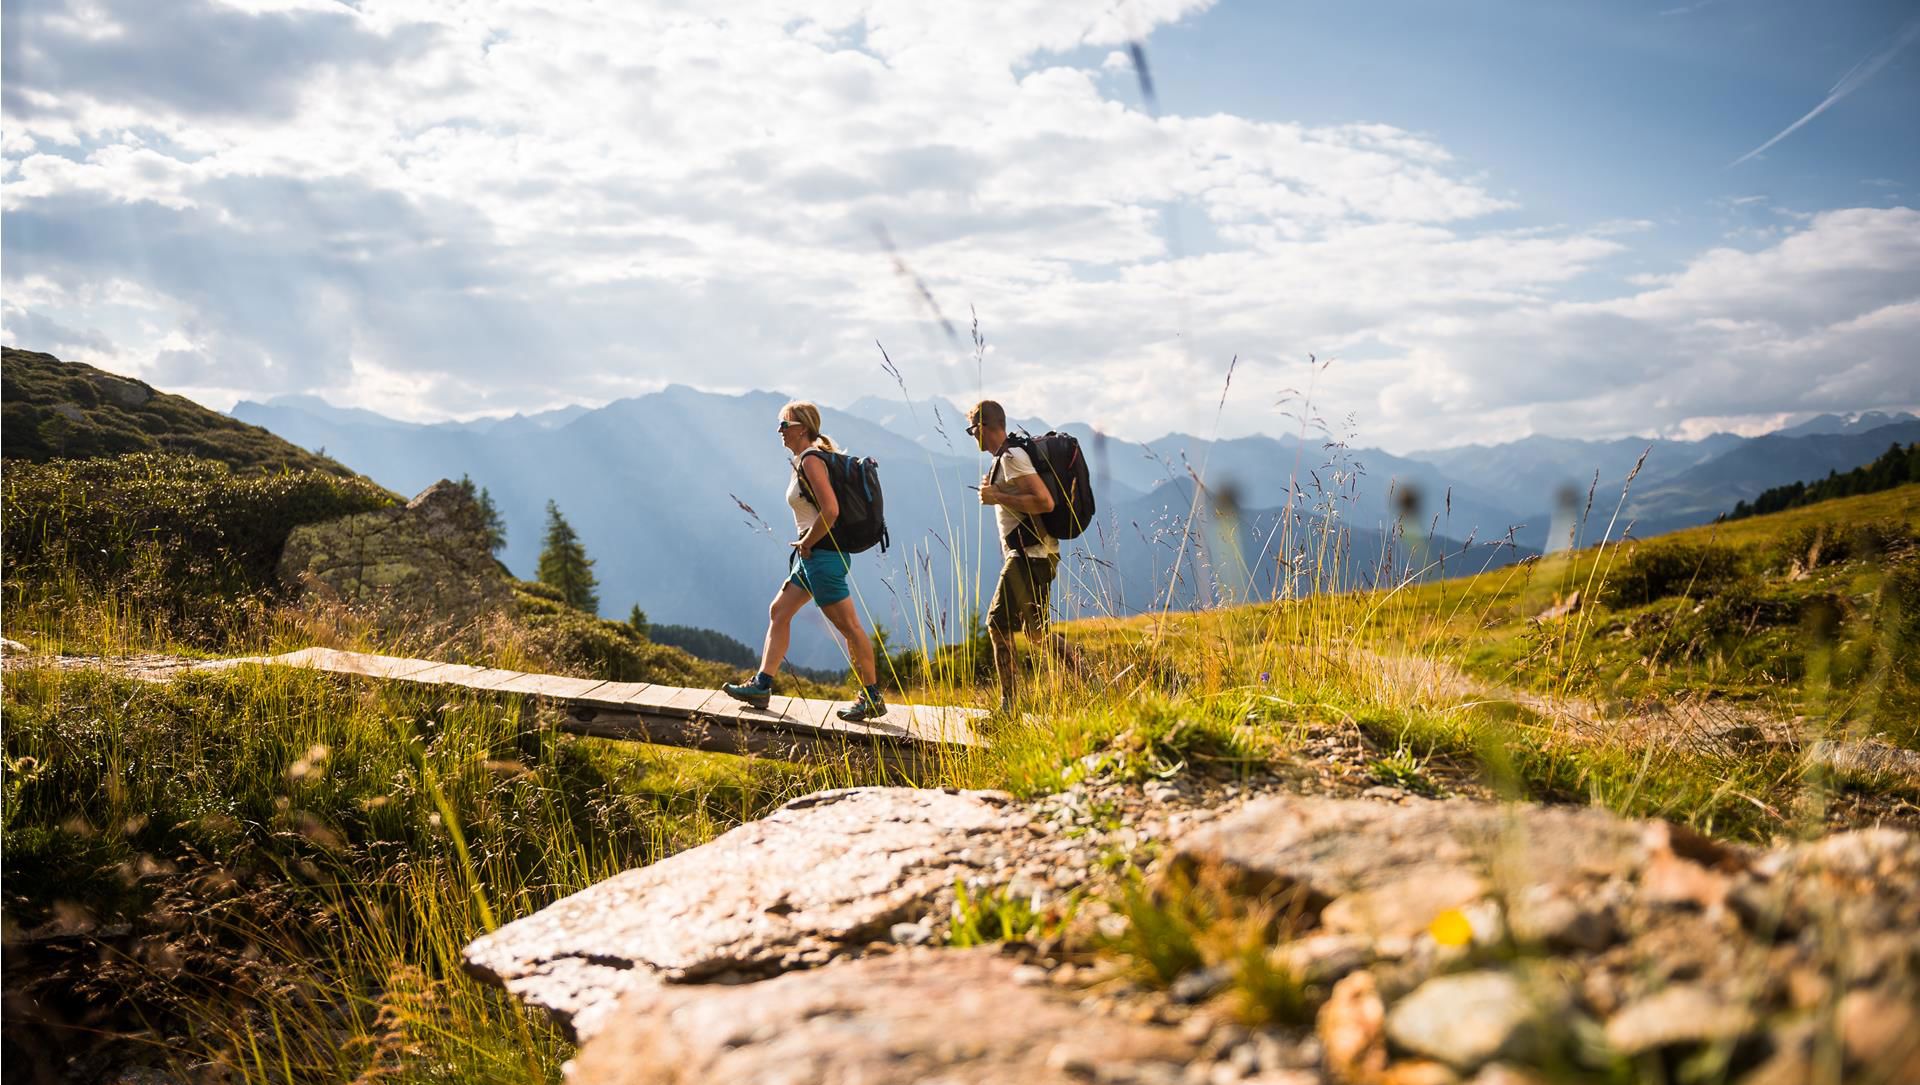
{"left": 227, "top": 389, "right": 1916, "bottom": 666}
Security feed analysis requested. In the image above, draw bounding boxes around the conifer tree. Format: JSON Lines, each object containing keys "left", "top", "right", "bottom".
{"left": 627, "top": 604, "right": 649, "bottom": 637}
{"left": 537, "top": 500, "right": 599, "bottom": 613}
{"left": 457, "top": 474, "right": 508, "bottom": 554}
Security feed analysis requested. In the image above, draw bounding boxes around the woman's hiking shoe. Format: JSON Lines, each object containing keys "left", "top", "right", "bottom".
{"left": 722, "top": 675, "right": 773, "bottom": 710}
{"left": 835, "top": 691, "right": 886, "bottom": 722}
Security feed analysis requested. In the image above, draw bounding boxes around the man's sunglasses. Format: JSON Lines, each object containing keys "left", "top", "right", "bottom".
{"left": 965, "top": 421, "right": 981, "bottom": 437}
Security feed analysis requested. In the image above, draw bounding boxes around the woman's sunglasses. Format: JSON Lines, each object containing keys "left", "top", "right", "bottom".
{"left": 777, "top": 419, "right": 803, "bottom": 433}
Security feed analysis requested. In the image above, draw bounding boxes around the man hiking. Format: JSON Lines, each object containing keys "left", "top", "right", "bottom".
{"left": 970, "top": 399, "right": 1081, "bottom": 712}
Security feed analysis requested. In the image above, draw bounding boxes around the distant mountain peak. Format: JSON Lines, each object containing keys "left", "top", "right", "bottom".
{"left": 1773, "top": 410, "right": 1919, "bottom": 439}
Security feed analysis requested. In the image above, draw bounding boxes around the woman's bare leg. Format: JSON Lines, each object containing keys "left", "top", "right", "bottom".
{"left": 818, "top": 596, "right": 878, "bottom": 686}
{"left": 758, "top": 582, "right": 812, "bottom": 676}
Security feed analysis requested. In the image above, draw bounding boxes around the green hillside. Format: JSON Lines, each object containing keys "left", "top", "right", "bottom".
{"left": 1, "top": 346, "right": 357, "bottom": 476}
{"left": 1064, "top": 482, "right": 1919, "bottom": 837}
{"left": 1729, "top": 439, "right": 1920, "bottom": 520}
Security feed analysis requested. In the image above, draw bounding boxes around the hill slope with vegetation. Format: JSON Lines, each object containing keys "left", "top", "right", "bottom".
{"left": 1729, "top": 440, "right": 1920, "bottom": 520}
{"left": 1, "top": 346, "right": 360, "bottom": 476}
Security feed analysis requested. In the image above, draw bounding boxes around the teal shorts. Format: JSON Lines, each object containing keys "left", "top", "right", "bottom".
{"left": 787, "top": 548, "right": 852, "bottom": 607}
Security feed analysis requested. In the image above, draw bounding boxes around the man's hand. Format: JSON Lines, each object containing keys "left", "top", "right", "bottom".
{"left": 978, "top": 472, "right": 1001, "bottom": 506}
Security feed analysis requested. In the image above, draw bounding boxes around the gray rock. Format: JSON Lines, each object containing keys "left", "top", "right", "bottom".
{"left": 564, "top": 948, "right": 1200, "bottom": 1085}
{"left": 1321, "top": 868, "right": 1488, "bottom": 940}
{"left": 278, "top": 479, "right": 511, "bottom": 631}
{"left": 889, "top": 917, "right": 934, "bottom": 946}
{"left": 462, "top": 787, "right": 1029, "bottom": 1039}
{"left": 1805, "top": 739, "right": 1920, "bottom": 786}
{"left": 1507, "top": 886, "right": 1617, "bottom": 953}
{"left": 1272, "top": 933, "right": 1373, "bottom": 986}
{"left": 1603, "top": 984, "right": 1754, "bottom": 1056}
{"left": 1384, "top": 971, "right": 1545, "bottom": 1071}
{"left": 89, "top": 370, "right": 152, "bottom": 408}
{"left": 1170, "top": 796, "right": 1646, "bottom": 917}
{"left": 1171, "top": 963, "right": 1234, "bottom": 1004}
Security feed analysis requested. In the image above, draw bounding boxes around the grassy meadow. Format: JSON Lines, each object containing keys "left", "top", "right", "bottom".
{"left": 4, "top": 439, "right": 1916, "bottom": 1080}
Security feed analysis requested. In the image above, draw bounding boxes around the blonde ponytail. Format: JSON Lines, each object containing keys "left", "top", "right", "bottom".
{"left": 783, "top": 400, "right": 837, "bottom": 452}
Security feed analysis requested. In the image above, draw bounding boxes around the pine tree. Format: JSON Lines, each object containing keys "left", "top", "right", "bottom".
{"left": 457, "top": 474, "right": 508, "bottom": 554}
{"left": 537, "top": 500, "right": 599, "bottom": 613}
{"left": 627, "top": 604, "right": 649, "bottom": 637}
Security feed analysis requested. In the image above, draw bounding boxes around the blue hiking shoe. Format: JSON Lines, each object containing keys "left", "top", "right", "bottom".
{"left": 722, "top": 674, "right": 773, "bottom": 710}
{"left": 835, "top": 689, "right": 886, "bottom": 723}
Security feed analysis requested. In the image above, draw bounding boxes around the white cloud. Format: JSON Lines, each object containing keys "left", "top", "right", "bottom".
{"left": 1373, "top": 208, "right": 1920, "bottom": 446}
{"left": 3, "top": 0, "right": 1914, "bottom": 453}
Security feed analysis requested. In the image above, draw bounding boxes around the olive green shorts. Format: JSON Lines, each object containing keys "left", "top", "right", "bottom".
{"left": 987, "top": 554, "right": 1059, "bottom": 635}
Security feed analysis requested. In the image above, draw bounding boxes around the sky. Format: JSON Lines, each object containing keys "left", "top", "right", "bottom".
{"left": 3, "top": 0, "right": 1917, "bottom": 454}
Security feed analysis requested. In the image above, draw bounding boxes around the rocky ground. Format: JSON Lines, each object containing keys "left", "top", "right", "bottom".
{"left": 465, "top": 755, "right": 1920, "bottom": 1085}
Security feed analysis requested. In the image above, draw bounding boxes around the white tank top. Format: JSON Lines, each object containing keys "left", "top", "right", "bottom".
{"left": 787, "top": 457, "right": 819, "bottom": 539}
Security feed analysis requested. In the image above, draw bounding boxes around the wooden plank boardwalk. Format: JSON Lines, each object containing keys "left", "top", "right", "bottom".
{"left": 198, "top": 648, "right": 985, "bottom": 767}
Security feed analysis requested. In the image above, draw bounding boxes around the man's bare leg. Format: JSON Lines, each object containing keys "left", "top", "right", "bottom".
{"left": 990, "top": 625, "right": 1017, "bottom": 712}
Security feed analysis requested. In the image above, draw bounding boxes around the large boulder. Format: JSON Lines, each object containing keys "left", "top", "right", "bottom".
{"left": 1170, "top": 795, "right": 1652, "bottom": 923}
{"left": 566, "top": 948, "right": 1198, "bottom": 1085}
{"left": 277, "top": 479, "right": 510, "bottom": 628}
{"left": 462, "top": 787, "right": 1034, "bottom": 1040}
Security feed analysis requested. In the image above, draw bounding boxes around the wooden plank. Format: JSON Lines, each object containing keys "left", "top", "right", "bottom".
{"left": 901, "top": 704, "right": 983, "bottom": 746}
{"left": 573, "top": 680, "right": 653, "bottom": 708}
{"left": 485, "top": 672, "right": 608, "bottom": 699}
{"left": 452, "top": 667, "right": 529, "bottom": 691}
{"left": 270, "top": 647, "right": 426, "bottom": 680}
{"left": 782, "top": 696, "right": 840, "bottom": 728}
{"left": 702, "top": 693, "right": 801, "bottom": 723}
{"left": 645, "top": 686, "right": 721, "bottom": 718}
{"left": 393, "top": 662, "right": 495, "bottom": 688}
{"left": 461, "top": 668, "right": 536, "bottom": 691}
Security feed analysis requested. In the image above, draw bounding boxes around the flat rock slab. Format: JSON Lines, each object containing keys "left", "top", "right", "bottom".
{"left": 462, "top": 787, "right": 1030, "bottom": 1039}
{"left": 566, "top": 947, "right": 1198, "bottom": 1085}
{"left": 1171, "top": 795, "right": 1651, "bottom": 913}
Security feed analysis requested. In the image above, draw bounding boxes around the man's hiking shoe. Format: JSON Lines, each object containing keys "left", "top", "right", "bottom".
{"left": 722, "top": 678, "right": 772, "bottom": 710}
{"left": 835, "top": 693, "right": 886, "bottom": 723}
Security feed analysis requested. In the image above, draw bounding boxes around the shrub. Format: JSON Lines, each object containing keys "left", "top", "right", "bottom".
{"left": 1771, "top": 518, "right": 1919, "bottom": 572}
{"left": 2, "top": 454, "right": 396, "bottom": 638}
{"left": 511, "top": 584, "right": 735, "bottom": 687}
{"left": 1599, "top": 540, "right": 1742, "bottom": 608}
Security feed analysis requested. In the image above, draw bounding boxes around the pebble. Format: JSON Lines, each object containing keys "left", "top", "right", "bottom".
{"left": 1384, "top": 971, "right": 1541, "bottom": 1071}
{"left": 1603, "top": 984, "right": 1753, "bottom": 1056}
{"left": 1171, "top": 964, "right": 1233, "bottom": 1004}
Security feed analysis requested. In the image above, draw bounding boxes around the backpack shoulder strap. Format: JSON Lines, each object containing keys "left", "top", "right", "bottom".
{"left": 992, "top": 434, "right": 1030, "bottom": 487}
{"left": 794, "top": 448, "right": 830, "bottom": 504}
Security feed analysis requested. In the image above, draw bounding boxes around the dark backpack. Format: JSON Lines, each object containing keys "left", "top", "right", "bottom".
{"left": 796, "top": 449, "right": 890, "bottom": 554}
{"left": 1001, "top": 431, "right": 1096, "bottom": 545}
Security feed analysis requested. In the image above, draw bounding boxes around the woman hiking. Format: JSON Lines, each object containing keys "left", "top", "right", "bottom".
{"left": 721, "top": 401, "right": 887, "bottom": 722}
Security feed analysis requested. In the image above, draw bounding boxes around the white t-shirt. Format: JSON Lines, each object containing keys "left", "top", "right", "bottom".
{"left": 993, "top": 446, "right": 1060, "bottom": 559}
{"left": 787, "top": 456, "right": 820, "bottom": 539}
